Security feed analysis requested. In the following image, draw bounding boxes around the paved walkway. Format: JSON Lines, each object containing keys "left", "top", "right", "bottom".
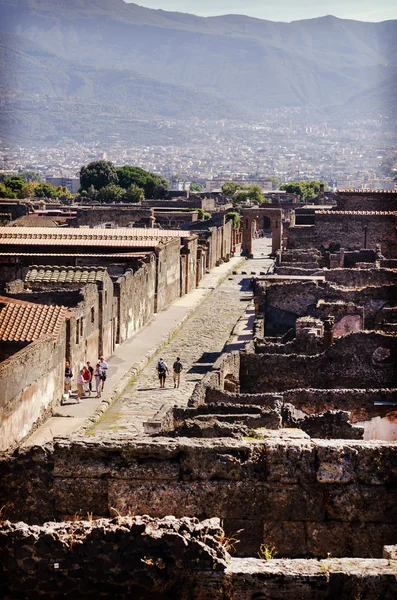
{"left": 24, "top": 238, "right": 273, "bottom": 446}
{"left": 24, "top": 253, "right": 247, "bottom": 446}
{"left": 92, "top": 237, "right": 273, "bottom": 439}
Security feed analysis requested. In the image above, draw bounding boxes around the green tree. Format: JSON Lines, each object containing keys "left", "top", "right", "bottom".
{"left": 20, "top": 181, "right": 37, "bottom": 198}
{"left": 233, "top": 183, "right": 265, "bottom": 204}
{"left": 280, "top": 180, "right": 327, "bottom": 202}
{"left": 33, "top": 182, "right": 60, "bottom": 198}
{"left": 97, "top": 184, "right": 126, "bottom": 203}
{"left": 116, "top": 165, "right": 149, "bottom": 190}
{"left": 18, "top": 170, "right": 44, "bottom": 183}
{"left": 116, "top": 166, "right": 169, "bottom": 199}
{"left": 4, "top": 176, "right": 25, "bottom": 197}
{"left": 124, "top": 183, "right": 144, "bottom": 203}
{"left": 190, "top": 182, "right": 203, "bottom": 192}
{"left": 80, "top": 160, "right": 118, "bottom": 192}
{"left": 221, "top": 181, "right": 240, "bottom": 196}
{"left": 226, "top": 211, "right": 241, "bottom": 229}
{"left": 0, "top": 183, "right": 12, "bottom": 198}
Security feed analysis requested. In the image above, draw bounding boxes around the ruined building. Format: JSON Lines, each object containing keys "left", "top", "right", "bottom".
{"left": 0, "top": 190, "right": 397, "bottom": 598}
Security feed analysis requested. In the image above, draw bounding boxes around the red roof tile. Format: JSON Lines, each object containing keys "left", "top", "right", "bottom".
{"left": 0, "top": 226, "right": 189, "bottom": 248}
{"left": 0, "top": 297, "right": 67, "bottom": 342}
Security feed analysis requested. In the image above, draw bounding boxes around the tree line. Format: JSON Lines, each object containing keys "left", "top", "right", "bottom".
{"left": 0, "top": 171, "right": 72, "bottom": 199}
{"left": 79, "top": 161, "right": 169, "bottom": 203}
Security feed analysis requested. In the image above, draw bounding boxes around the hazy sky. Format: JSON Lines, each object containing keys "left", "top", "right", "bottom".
{"left": 127, "top": 1, "right": 396, "bottom": 22}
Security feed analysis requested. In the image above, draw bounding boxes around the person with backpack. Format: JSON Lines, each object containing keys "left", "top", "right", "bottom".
{"left": 156, "top": 358, "right": 169, "bottom": 389}
{"left": 172, "top": 357, "right": 183, "bottom": 388}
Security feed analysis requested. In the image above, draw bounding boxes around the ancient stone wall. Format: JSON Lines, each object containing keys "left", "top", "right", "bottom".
{"left": 181, "top": 236, "right": 198, "bottom": 295}
{"left": 201, "top": 384, "right": 397, "bottom": 423}
{"left": 261, "top": 279, "right": 397, "bottom": 335}
{"left": 155, "top": 239, "right": 182, "bottom": 312}
{"left": 2, "top": 517, "right": 395, "bottom": 600}
{"left": 240, "top": 332, "right": 397, "bottom": 393}
{"left": 287, "top": 213, "right": 397, "bottom": 258}
{"left": 72, "top": 206, "right": 154, "bottom": 228}
{"left": 114, "top": 258, "right": 156, "bottom": 344}
{"left": 0, "top": 516, "right": 227, "bottom": 600}
{"left": 0, "top": 333, "right": 65, "bottom": 450}
{"left": 66, "top": 284, "right": 101, "bottom": 376}
{"left": 1, "top": 437, "right": 397, "bottom": 558}
{"left": 143, "top": 198, "right": 215, "bottom": 211}
{"left": 337, "top": 191, "right": 397, "bottom": 212}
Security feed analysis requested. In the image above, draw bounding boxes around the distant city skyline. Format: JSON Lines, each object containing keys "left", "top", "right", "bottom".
{"left": 126, "top": 0, "right": 396, "bottom": 22}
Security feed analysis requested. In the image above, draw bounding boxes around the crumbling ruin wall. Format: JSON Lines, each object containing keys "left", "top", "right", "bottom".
{"left": 155, "top": 239, "right": 182, "bottom": 312}
{"left": 287, "top": 213, "right": 397, "bottom": 258}
{"left": 72, "top": 206, "right": 154, "bottom": 228}
{"left": 2, "top": 517, "right": 396, "bottom": 600}
{"left": 0, "top": 516, "right": 227, "bottom": 600}
{"left": 240, "top": 332, "right": 397, "bottom": 393}
{"left": 336, "top": 191, "right": 397, "bottom": 212}
{"left": 114, "top": 258, "right": 156, "bottom": 344}
{"left": 204, "top": 386, "right": 397, "bottom": 422}
{"left": 0, "top": 333, "right": 65, "bottom": 451}
{"left": 1, "top": 437, "right": 397, "bottom": 558}
{"left": 261, "top": 280, "right": 397, "bottom": 335}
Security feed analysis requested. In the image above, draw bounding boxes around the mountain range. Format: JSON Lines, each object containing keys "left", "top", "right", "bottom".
{"left": 0, "top": 0, "right": 396, "bottom": 144}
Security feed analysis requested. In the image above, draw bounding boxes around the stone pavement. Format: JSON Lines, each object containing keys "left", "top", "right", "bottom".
{"left": 92, "top": 237, "right": 273, "bottom": 439}
{"left": 24, "top": 252, "right": 250, "bottom": 446}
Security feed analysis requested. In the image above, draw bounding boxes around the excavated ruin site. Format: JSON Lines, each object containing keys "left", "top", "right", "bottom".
{"left": 1, "top": 190, "right": 397, "bottom": 598}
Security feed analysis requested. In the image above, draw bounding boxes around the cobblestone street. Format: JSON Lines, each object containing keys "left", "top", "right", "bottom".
{"left": 93, "top": 237, "right": 273, "bottom": 437}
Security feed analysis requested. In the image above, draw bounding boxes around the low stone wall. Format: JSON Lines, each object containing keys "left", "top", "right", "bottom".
{"left": 0, "top": 516, "right": 227, "bottom": 599}
{"left": 240, "top": 332, "right": 397, "bottom": 393}
{"left": 1, "top": 437, "right": 397, "bottom": 558}
{"left": 189, "top": 351, "right": 240, "bottom": 407}
{"left": 2, "top": 518, "right": 396, "bottom": 599}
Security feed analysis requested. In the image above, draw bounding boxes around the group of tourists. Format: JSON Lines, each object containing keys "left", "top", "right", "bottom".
{"left": 156, "top": 357, "right": 183, "bottom": 389}
{"left": 64, "top": 354, "right": 184, "bottom": 403}
{"left": 64, "top": 357, "right": 108, "bottom": 404}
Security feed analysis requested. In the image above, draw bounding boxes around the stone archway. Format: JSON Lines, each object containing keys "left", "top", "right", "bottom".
{"left": 242, "top": 208, "right": 283, "bottom": 256}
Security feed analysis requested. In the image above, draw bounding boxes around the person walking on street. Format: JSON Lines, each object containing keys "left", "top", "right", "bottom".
{"left": 76, "top": 369, "right": 85, "bottom": 403}
{"left": 99, "top": 356, "right": 108, "bottom": 390}
{"left": 173, "top": 357, "right": 183, "bottom": 388}
{"left": 82, "top": 366, "right": 91, "bottom": 396}
{"left": 64, "top": 360, "right": 73, "bottom": 395}
{"left": 94, "top": 362, "right": 103, "bottom": 398}
{"left": 86, "top": 361, "right": 94, "bottom": 392}
{"left": 156, "top": 358, "right": 168, "bottom": 389}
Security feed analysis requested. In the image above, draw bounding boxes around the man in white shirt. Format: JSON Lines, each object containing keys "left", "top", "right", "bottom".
{"left": 99, "top": 356, "right": 108, "bottom": 390}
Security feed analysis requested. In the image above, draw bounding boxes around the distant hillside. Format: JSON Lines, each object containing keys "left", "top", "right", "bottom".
{"left": 0, "top": 0, "right": 396, "bottom": 144}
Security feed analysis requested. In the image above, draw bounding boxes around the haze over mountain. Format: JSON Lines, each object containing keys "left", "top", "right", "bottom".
{"left": 0, "top": 0, "right": 396, "bottom": 144}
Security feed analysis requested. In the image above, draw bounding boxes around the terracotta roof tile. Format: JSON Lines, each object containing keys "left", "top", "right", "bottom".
{"left": 25, "top": 266, "right": 106, "bottom": 286}
{"left": 316, "top": 210, "right": 397, "bottom": 215}
{"left": 338, "top": 189, "right": 397, "bottom": 194}
{"left": 0, "top": 226, "right": 189, "bottom": 248}
{"left": 0, "top": 297, "right": 67, "bottom": 342}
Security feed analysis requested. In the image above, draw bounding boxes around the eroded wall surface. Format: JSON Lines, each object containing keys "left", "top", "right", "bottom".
{"left": 0, "top": 334, "right": 65, "bottom": 450}
{"left": 1, "top": 437, "right": 397, "bottom": 558}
